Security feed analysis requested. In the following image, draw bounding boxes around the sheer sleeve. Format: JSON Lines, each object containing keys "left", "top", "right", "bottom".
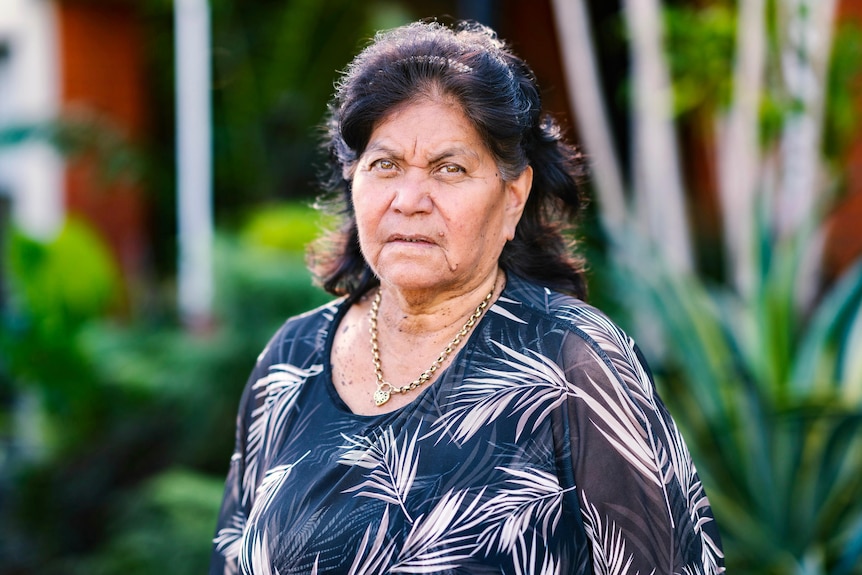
{"left": 208, "top": 341, "right": 276, "bottom": 575}
{"left": 558, "top": 309, "right": 724, "bottom": 573}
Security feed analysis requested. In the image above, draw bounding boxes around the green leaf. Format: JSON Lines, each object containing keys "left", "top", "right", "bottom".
{"left": 792, "top": 258, "right": 862, "bottom": 398}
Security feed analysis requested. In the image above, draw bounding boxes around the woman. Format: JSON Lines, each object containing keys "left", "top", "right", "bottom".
{"left": 210, "top": 20, "right": 724, "bottom": 574}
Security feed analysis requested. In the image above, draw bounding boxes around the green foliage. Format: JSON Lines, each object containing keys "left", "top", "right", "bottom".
{"left": 663, "top": 3, "right": 862, "bottom": 164}
{"left": 6, "top": 219, "right": 120, "bottom": 339}
{"left": 135, "top": 0, "right": 415, "bottom": 274}
{"left": 0, "top": 116, "right": 143, "bottom": 186}
{"left": 664, "top": 3, "right": 735, "bottom": 115}
{"left": 205, "top": 0, "right": 414, "bottom": 206}
{"left": 78, "top": 228, "right": 332, "bottom": 471}
{"left": 591, "top": 3, "right": 862, "bottom": 570}
{"left": 239, "top": 201, "right": 331, "bottom": 254}
{"left": 824, "top": 21, "right": 862, "bottom": 161}
{"left": 603, "top": 222, "right": 862, "bottom": 573}
{"left": 66, "top": 468, "right": 224, "bottom": 575}
{"left": 1, "top": 220, "right": 122, "bottom": 454}
{"left": 0, "top": 210, "right": 331, "bottom": 574}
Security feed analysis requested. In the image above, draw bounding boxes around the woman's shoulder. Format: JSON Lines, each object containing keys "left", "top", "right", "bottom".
{"left": 502, "top": 274, "right": 628, "bottom": 340}
{"left": 253, "top": 297, "right": 345, "bottom": 368}
{"left": 499, "top": 274, "right": 644, "bottom": 376}
{"left": 283, "top": 296, "right": 344, "bottom": 330}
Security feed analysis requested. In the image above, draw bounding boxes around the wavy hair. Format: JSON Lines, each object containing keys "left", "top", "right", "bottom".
{"left": 309, "top": 20, "right": 588, "bottom": 300}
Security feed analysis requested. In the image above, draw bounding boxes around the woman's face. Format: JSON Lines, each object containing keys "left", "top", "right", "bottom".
{"left": 351, "top": 97, "right": 532, "bottom": 296}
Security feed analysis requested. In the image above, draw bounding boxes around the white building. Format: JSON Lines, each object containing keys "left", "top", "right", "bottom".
{"left": 0, "top": 0, "right": 64, "bottom": 240}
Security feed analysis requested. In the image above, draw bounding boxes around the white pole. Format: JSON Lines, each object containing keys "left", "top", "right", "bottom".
{"left": 718, "top": 0, "right": 766, "bottom": 297}
{"left": 550, "top": 0, "right": 627, "bottom": 230}
{"left": 623, "top": 0, "right": 693, "bottom": 273}
{"left": 174, "top": 0, "right": 213, "bottom": 328}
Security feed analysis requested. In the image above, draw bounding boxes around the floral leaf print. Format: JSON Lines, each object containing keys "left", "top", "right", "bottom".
{"left": 672, "top": 432, "right": 724, "bottom": 567}
{"left": 239, "top": 452, "right": 310, "bottom": 575}
{"left": 240, "top": 528, "right": 277, "bottom": 575}
{"left": 663, "top": 414, "right": 723, "bottom": 568}
{"left": 348, "top": 506, "right": 399, "bottom": 575}
{"left": 692, "top": 496, "right": 725, "bottom": 575}
{"left": 577, "top": 306, "right": 691, "bottom": 469}
{"left": 487, "top": 299, "right": 528, "bottom": 324}
{"left": 431, "top": 334, "right": 686, "bottom": 544}
{"left": 391, "top": 488, "right": 488, "bottom": 573}
{"left": 208, "top": 278, "right": 724, "bottom": 575}
{"left": 512, "top": 530, "right": 561, "bottom": 575}
{"left": 339, "top": 427, "right": 421, "bottom": 523}
{"left": 564, "top": 306, "right": 724, "bottom": 568}
{"left": 243, "top": 363, "right": 323, "bottom": 505}
{"left": 558, "top": 306, "right": 654, "bottom": 400}
{"left": 213, "top": 509, "right": 246, "bottom": 564}
{"left": 579, "top": 490, "right": 635, "bottom": 575}
{"left": 565, "top": 308, "right": 687, "bottom": 488}
{"left": 431, "top": 340, "right": 664, "bottom": 488}
{"left": 476, "top": 467, "right": 572, "bottom": 556}
{"left": 249, "top": 451, "right": 310, "bottom": 526}
{"left": 580, "top": 381, "right": 663, "bottom": 488}
{"left": 427, "top": 341, "right": 572, "bottom": 444}
{"left": 562, "top": 306, "right": 681, "bottom": 495}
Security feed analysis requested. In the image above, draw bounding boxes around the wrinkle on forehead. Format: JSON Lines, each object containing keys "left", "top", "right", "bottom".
{"left": 363, "top": 99, "right": 488, "bottom": 169}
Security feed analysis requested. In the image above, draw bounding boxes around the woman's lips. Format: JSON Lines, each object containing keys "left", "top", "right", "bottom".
{"left": 387, "top": 234, "right": 436, "bottom": 245}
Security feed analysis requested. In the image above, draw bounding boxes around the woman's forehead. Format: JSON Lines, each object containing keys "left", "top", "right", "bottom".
{"left": 365, "top": 100, "right": 489, "bottom": 159}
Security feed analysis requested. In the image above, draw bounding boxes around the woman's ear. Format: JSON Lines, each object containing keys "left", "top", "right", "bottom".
{"left": 503, "top": 166, "right": 533, "bottom": 240}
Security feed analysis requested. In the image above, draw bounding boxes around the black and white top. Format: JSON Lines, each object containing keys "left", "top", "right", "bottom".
{"left": 209, "top": 273, "right": 724, "bottom": 574}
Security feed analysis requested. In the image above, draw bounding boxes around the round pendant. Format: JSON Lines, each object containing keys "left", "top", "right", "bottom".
{"left": 373, "top": 388, "right": 391, "bottom": 406}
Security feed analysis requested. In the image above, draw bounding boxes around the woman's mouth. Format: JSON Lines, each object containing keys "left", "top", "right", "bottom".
{"left": 389, "top": 234, "right": 436, "bottom": 245}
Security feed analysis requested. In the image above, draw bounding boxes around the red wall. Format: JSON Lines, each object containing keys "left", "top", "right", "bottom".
{"left": 825, "top": 0, "right": 862, "bottom": 279}
{"left": 58, "top": 0, "right": 148, "bottom": 291}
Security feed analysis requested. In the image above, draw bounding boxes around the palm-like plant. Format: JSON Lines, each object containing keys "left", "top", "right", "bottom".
{"left": 551, "top": 1, "right": 862, "bottom": 572}
{"left": 606, "top": 221, "right": 862, "bottom": 573}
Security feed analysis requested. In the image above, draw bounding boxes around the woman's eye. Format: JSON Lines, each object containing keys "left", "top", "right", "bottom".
{"left": 439, "top": 164, "right": 464, "bottom": 175}
{"left": 372, "top": 159, "right": 396, "bottom": 170}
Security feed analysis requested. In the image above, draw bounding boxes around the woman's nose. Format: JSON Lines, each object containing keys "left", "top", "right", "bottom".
{"left": 391, "top": 169, "right": 433, "bottom": 214}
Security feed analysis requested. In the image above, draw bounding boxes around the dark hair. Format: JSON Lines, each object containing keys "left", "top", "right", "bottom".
{"left": 308, "top": 20, "right": 588, "bottom": 300}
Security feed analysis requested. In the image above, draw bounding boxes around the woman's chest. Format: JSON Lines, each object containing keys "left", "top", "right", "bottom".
{"left": 240, "top": 394, "right": 579, "bottom": 573}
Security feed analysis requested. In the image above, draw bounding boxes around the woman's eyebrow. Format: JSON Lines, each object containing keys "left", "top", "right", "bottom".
{"left": 362, "top": 142, "right": 480, "bottom": 165}
{"left": 362, "top": 142, "right": 402, "bottom": 158}
{"left": 427, "top": 146, "right": 480, "bottom": 164}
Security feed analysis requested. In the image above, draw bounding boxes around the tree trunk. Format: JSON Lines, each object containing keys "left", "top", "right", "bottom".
{"left": 549, "top": 0, "right": 627, "bottom": 229}
{"left": 622, "top": 0, "right": 693, "bottom": 273}
{"left": 776, "top": 0, "right": 838, "bottom": 238}
{"left": 717, "top": 0, "right": 767, "bottom": 297}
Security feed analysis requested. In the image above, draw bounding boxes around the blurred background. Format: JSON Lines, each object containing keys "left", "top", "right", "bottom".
{"left": 1, "top": 0, "right": 861, "bottom": 573}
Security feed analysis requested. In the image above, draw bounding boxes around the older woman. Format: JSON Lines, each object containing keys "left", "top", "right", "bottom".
{"left": 210, "top": 20, "right": 724, "bottom": 575}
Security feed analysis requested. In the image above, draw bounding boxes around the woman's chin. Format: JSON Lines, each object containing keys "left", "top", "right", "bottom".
{"left": 376, "top": 264, "right": 458, "bottom": 293}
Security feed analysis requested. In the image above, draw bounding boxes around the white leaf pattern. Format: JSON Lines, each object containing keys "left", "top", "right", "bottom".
{"left": 214, "top": 510, "right": 246, "bottom": 562}
{"left": 209, "top": 275, "right": 724, "bottom": 575}
{"left": 240, "top": 451, "right": 310, "bottom": 575}
{"left": 348, "top": 507, "right": 399, "bottom": 575}
{"left": 241, "top": 527, "right": 279, "bottom": 575}
{"left": 391, "top": 488, "right": 487, "bottom": 573}
{"left": 426, "top": 341, "right": 571, "bottom": 444}
{"left": 562, "top": 305, "right": 724, "bottom": 568}
{"left": 243, "top": 363, "right": 323, "bottom": 505}
{"left": 579, "top": 490, "right": 635, "bottom": 575}
{"left": 477, "top": 467, "right": 572, "bottom": 555}
{"left": 432, "top": 340, "right": 664, "bottom": 489}
{"left": 512, "top": 531, "right": 562, "bottom": 575}
{"left": 339, "top": 427, "right": 421, "bottom": 523}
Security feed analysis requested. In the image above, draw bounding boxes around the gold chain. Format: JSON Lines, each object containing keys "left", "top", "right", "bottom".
{"left": 369, "top": 285, "right": 494, "bottom": 407}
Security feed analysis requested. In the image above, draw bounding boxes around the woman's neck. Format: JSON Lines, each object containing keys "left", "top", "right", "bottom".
{"left": 375, "top": 267, "right": 503, "bottom": 337}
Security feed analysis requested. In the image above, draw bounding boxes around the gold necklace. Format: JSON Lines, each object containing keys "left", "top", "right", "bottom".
{"left": 369, "top": 285, "right": 495, "bottom": 407}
